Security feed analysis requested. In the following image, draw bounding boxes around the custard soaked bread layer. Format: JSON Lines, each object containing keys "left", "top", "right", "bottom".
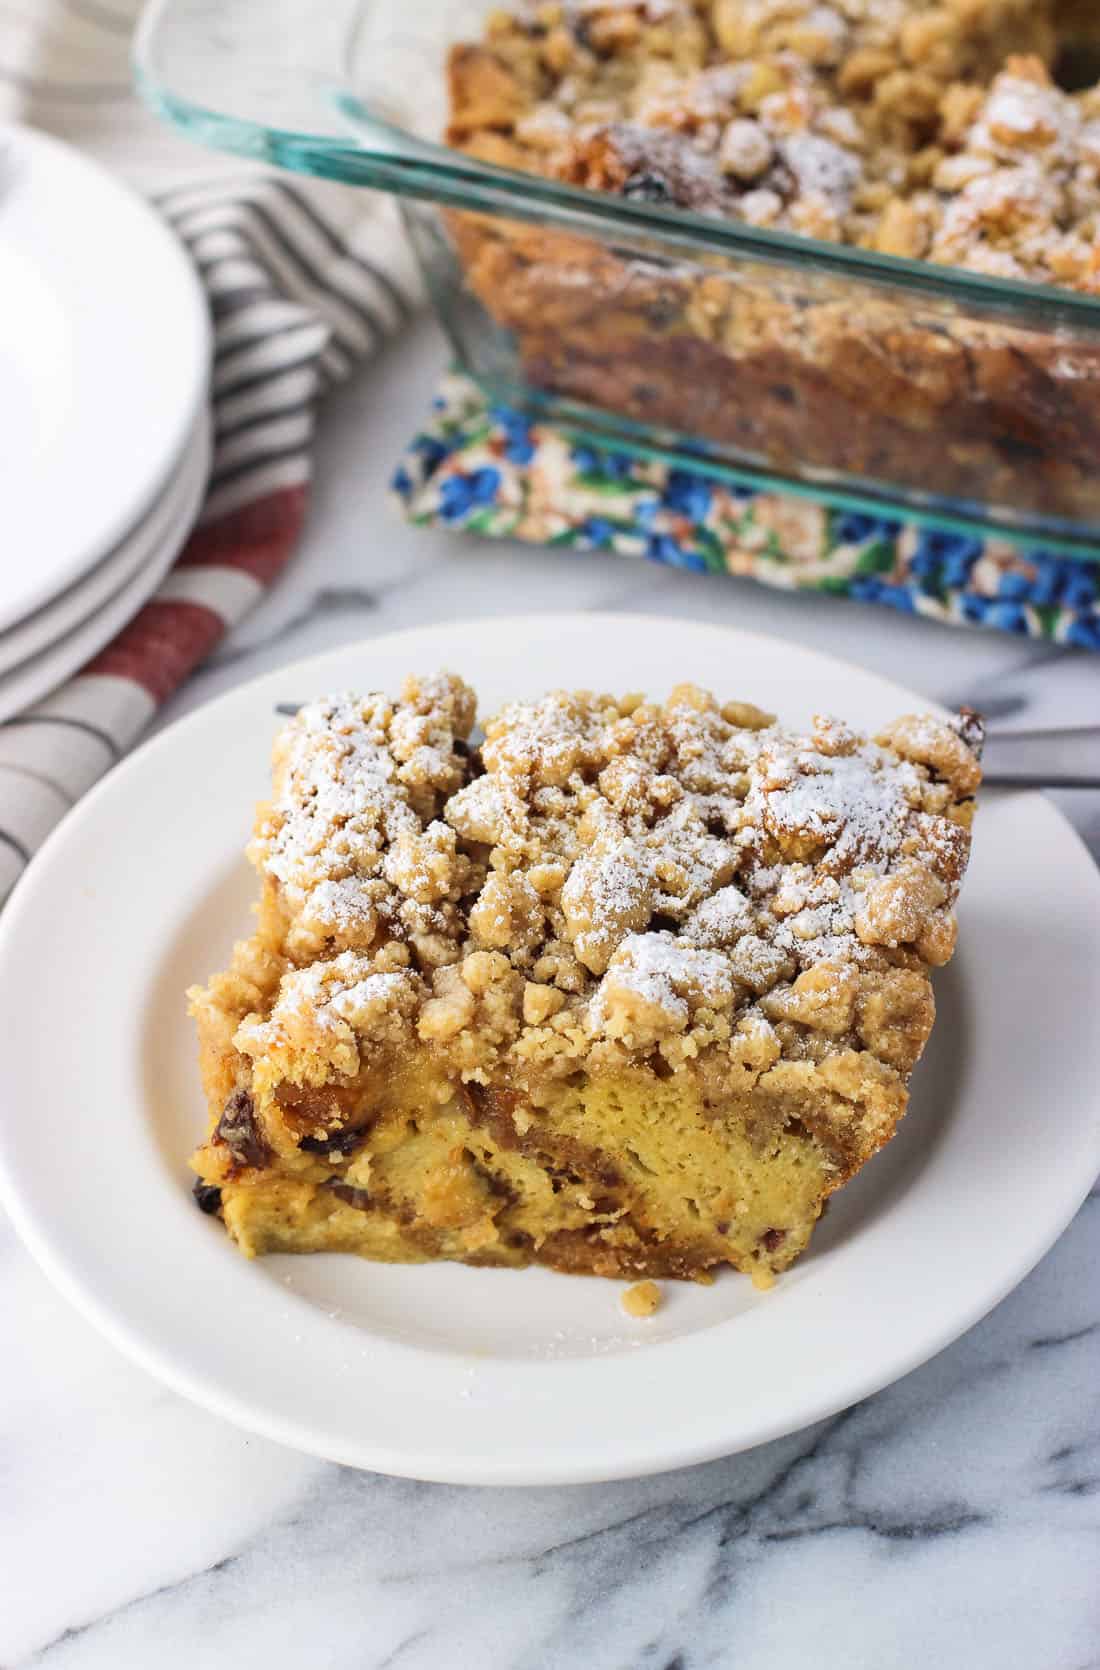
{"left": 190, "top": 674, "right": 981, "bottom": 1288}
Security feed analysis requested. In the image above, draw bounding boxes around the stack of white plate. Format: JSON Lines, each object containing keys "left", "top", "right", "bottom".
{"left": 0, "top": 124, "right": 210, "bottom": 722}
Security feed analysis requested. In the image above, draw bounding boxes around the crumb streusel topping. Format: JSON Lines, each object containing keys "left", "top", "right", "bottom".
{"left": 238, "top": 674, "right": 978, "bottom": 1091}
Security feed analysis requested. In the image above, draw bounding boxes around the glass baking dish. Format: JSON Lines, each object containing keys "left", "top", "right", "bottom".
{"left": 137, "top": 0, "right": 1100, "bottom": 558}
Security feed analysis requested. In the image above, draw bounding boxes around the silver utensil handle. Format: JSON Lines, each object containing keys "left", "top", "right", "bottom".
{"left": 981, "top": 728, "right": 1100, "bottom": 789}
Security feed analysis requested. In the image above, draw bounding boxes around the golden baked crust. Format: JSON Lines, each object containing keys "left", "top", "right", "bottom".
{"left": 189, "top": 674, "right": 981, "bottom": 1288}
{"left": 444, "top": 4, "right": 1100, "bottom": 522}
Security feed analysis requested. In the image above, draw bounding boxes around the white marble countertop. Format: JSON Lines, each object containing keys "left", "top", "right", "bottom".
{"left": 4, "top": 321, "right": 1099, "bottom": 1670}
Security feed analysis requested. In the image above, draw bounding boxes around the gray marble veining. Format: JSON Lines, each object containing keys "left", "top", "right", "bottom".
{"left": 4, "top": 320, "right": 1099, "bottom": 1670}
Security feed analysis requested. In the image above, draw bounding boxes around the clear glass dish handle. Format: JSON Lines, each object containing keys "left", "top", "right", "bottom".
{"left": 135, "top": 0, "right": 642, "bottom": 213}
{"left": 135, "top": 0, "right": 449, "bottom": 183}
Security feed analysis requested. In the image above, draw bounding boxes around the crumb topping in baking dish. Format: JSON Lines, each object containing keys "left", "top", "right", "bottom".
{"left": 449, "top": 2, "right": 1100, "bottom": 291}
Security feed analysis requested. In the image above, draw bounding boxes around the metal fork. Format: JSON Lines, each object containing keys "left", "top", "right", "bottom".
{"left": 976, "top": 727, "right": 1100, "bottom": 789}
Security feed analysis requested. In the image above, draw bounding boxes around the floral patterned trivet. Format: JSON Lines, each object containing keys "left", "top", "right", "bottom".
{"left": 392, "top": 372, "right": 1100, "bottom": 651}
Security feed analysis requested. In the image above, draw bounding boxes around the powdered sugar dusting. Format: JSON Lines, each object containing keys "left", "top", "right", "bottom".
{"left": 242, "top": 674, "right": 979, "bottom": 1076}
{"left": 741, "top": 743, "right": 914, "bottom": 869}
{"left": 259, "top": 693, "right": 413, "bottom": 906}
{"left": 250, "top": 676, "right": 474, "bottom": 959}
{"left": 606, "top": 930, "right": 732, "bottom": 1012}
{"left": 682, "top": 884, "right": 752, "bottom": 947}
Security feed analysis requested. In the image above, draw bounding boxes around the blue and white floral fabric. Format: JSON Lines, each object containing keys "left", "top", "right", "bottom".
{"left": 393, "top": 373, "right": 1100, "bottom": 651}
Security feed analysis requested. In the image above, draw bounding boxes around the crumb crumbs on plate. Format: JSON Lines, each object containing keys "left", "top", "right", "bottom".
{"left": 622, "top": 1280, "right": 663, "bottom": 1318}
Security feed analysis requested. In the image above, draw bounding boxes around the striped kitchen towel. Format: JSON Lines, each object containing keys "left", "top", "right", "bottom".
{"left": 0, "top": 2, "right": 421, "bottom": 904}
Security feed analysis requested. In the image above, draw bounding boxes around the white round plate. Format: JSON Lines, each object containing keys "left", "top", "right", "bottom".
{"left": 0, "top": 413, "right": 211, "bottom": 678}
{"left": 1, "top": 617, "right": 1097, "bottom": 1487}
{"left": 0, "top": 124, "right": 210, "bottom": 631}
{"left": 0, "top": 416, "right": 210, "bottom": 723}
